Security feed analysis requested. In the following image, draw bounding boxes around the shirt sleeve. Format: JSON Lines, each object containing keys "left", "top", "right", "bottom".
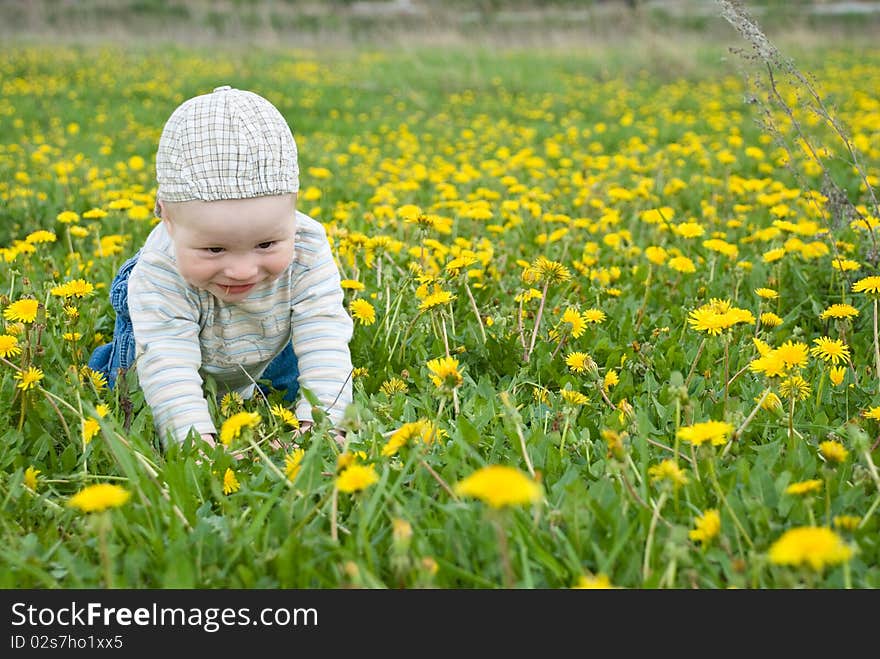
{"left": 127, "top": 252, "right": 216, "bottom": 445}
{"left": 289, "top": 220, "right": 354, "bottom": 427}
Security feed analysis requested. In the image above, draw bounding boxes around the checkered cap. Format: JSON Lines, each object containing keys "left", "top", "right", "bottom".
{"left": 154, "top": 85, "right": 298, "bottom": 215}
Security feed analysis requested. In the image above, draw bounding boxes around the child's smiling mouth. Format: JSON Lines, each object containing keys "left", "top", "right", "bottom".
{"left": 220, "top": 283, "right": 256, "bottom": 295}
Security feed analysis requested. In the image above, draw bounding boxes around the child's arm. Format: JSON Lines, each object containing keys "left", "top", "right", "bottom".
{"left": 289, "top": 217, "right": 354, "bottom": 431}
{"left": 128, "top": 254, "right": 218, "bottom": 445}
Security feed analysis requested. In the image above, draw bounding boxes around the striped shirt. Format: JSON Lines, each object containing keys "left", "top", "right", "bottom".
{"left": 127, "top": 211, "right": 353, "bottom": 445}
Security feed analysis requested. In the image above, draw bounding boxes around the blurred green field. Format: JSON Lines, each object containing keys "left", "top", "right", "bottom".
{"left": 1, "top": 6, "right": 880, "bottom": 588}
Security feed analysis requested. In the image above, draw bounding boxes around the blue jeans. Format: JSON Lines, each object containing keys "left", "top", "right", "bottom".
{"left": 87, "top": 253, "right": 300, "bottom": 402}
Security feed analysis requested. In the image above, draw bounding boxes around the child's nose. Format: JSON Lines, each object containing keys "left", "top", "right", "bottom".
{"left": 224, "top": 257, "right": 259, "bottom": 281}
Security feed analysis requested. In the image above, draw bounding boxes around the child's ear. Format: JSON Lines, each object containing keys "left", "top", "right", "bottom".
{"left": 158, "top": 201, "right": 174, "bottom": 235}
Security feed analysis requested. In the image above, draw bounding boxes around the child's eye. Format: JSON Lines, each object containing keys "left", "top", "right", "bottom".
{"left": 257, "top": 241, "right": 275, "bottom": 250}
{"left": 206, "top": 247, "right": 224, "bottom": 254}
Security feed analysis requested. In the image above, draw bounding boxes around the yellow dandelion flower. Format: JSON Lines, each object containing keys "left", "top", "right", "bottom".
{"left": 79, "top": 366, "right": 107, "bottom": 391}
{"left": 572, "top": 574, "right": 614, "bottom": 589}
{"left": 560, "top": 389, "right": 590, "bottom": 406}
{"left": 582, "top": 308, "right": 606, "bottom": 324}
{"left": 644, "top": 245, "right": 668, "bottom": 265}
{"left": 82, "top": 208, "right": 107, "bottom": 220}
{"left": 24, "top": 466, "right": 40, "bottom": 491}
{"left": 863, "top": 406, "right": 880, "bottom": 421}
{"left": 25, "top": 230, "right": 56, "bottom": 244}
{"left": 336, "top": 463, "right": 379, "bottom": 493}
{"left": 445, "top": 254, "right": 479, "bottom": 276}
{"left": 68, "top": 483, "right": 130, "bottom": 512}
{"left": 749, "top": 350, "right": 788, "bottom": 378}
{"left": 760, "top": 312, "right": 783, "bottom": 328}
{"left": 562, "top": 307, "right": 586, "bottom": 338}
{"left": 831, "top": 258, "right": 860, "bottom": 272}
{"left": 380, "top": 377, "right": 408, "bottom": 395}
{"left": 565, "top": 351, "right": 596, "bottom": 375}
{"left": 219, "top": 411, "right": 262, "bottom": 446}
{"left": 601, "top": 428, "right": 626, "bottom": 460}
{"left": 349, "top": 298, "right": 376, "bottom": 325}
{"left": 56, "top": 210, "right": 80, "bottom": 224}
{"left": 809, "top": 337, "right": 850, "bottom": 365}
{"left": 820, "top": 304, "right": 859, "bottom": 321}
{"left": 15, "top": 367, "right": 44, "bottom": 391}
{"left": 688, "top": 300, "right": 754, "bottom": 335}
{"left": 222, "top": 468, "right": 240, "bottom": 495}
{"left": 0, "top": 334, "right": 21, "bottom": 358}
{"left": 833, "top": 515, "right": 861, "bottom": 531}
{"left": 340, "top": 279, "right": 365, "bottom": 291}
{"left": 270, "top": 404, "right": 299, "bottom": 428}
{"left": 82, "top": 418, "right": 101, "bottom": 444}
{"left": 668, "top": 255, "right": 696, "bottom": 273}
{"left": 688, "top": 308, "right": 729, "bottom": 336}
{"left": 640, "top": 207, "right": 675, "bottom": 224}
{"left": 768, "top": 526, "right": 853, "bottom": 570}
{"left": 755, "top": 287, "right": 779, "bottom": 299}
{"left": 762, "top": 247, "right": 786, "bottom": 263}
{"left": 532, "top": 386, "right": 549, "bottom": 404}
{"left": 3, "top": 299, "right": 39, "bottom": 323}
{"left": 418, "top": 289, "right": 456, "bottom": 311}
{"left": 674, "top": 222, "right": 705, "bottom": 238}
{"left": 50, "top": 279, "right": 94, "bottom": 299}
{"left": 526, "top": 256, "right": 572, "bottom": 285}
{"left": 689, "top": 509, "right": 721, "bottom": 546}
{"left": 852, "top": 275, "right": 880, "bottom": 296}
{"left": 779, "top": 375, "right": 811, "bottom": 401}
{"left": 107, "top": 199, "right": 134, "bottom": 211}
{"left": 603, "top": 369, "right": 619, "bottom": 391}
{"left": 382, "top": 419, "right": 441, "bottom": 457}
{"left": 426, "top": 355, "right": 463, "bottom": 390}
{"left": 677, "top": 420, "right": 733, "bottom": 447}
{"left": 284, "top": 448, "right": 305, "bottom": 480}
{"left": 753, "top": 337, "right": 773, "bottom": 355}
{"left": 785, "top": 479, "right": 823, "bottom": 496}
{"left": 819, "top": 441, "right": 848, "bottom": 464}
{"left": 702, "top": 238, "right": 738, "bottom": 259}
{"left": 514, "top": 288, "right": 543, "bottom": 304}
{"left": 829, "top": 365, "right": 846, "bottom": 386}
{"left": 337, "top": 450, "right": 367, "bottom": 471}
{"left": 757, "top": 390, "right": 783, "bottom": 411}
{"left": 453, "top": 465, "right": 542, "bottom": 509}
{"left": 647, "top": 459, "right": 688, "bottom": 488}
{"left": 776, "top": 340, "right": 809, "bottom": 369}
{"left": 219, "top": 392, "right": 244, "bottom": 416}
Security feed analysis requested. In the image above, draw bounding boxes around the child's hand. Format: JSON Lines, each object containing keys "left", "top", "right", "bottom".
{"left": 294, "top": 420, "right": 314, "bottom": 437}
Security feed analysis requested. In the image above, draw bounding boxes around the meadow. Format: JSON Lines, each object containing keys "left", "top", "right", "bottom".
{"left": 1, "top": 22, "right": 880, "bottom": 588}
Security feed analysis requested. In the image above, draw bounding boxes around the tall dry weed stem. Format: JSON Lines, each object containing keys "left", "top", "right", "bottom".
{"left": 718, "top": 0, "right": 880, "bottom": 253}
{"left": 718, "top": 0, "right": 880, "bottom": 391}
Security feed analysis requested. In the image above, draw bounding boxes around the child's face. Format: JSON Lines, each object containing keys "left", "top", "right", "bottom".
{"left": 162, "top": 194, "right": 297, "bottom": 302}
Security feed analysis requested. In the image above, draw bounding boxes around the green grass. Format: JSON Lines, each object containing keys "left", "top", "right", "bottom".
{"left": 1, "top": 35, "right": 879, "bottom": 588}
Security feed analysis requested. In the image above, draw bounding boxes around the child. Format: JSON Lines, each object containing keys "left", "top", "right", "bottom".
{"left": 89, "top": 85, "right": 354, "bottom": 449}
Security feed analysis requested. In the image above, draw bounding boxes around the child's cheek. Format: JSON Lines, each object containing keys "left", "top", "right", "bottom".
{"left": 177, "top": 253, "right": 213, "bottom": 288}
